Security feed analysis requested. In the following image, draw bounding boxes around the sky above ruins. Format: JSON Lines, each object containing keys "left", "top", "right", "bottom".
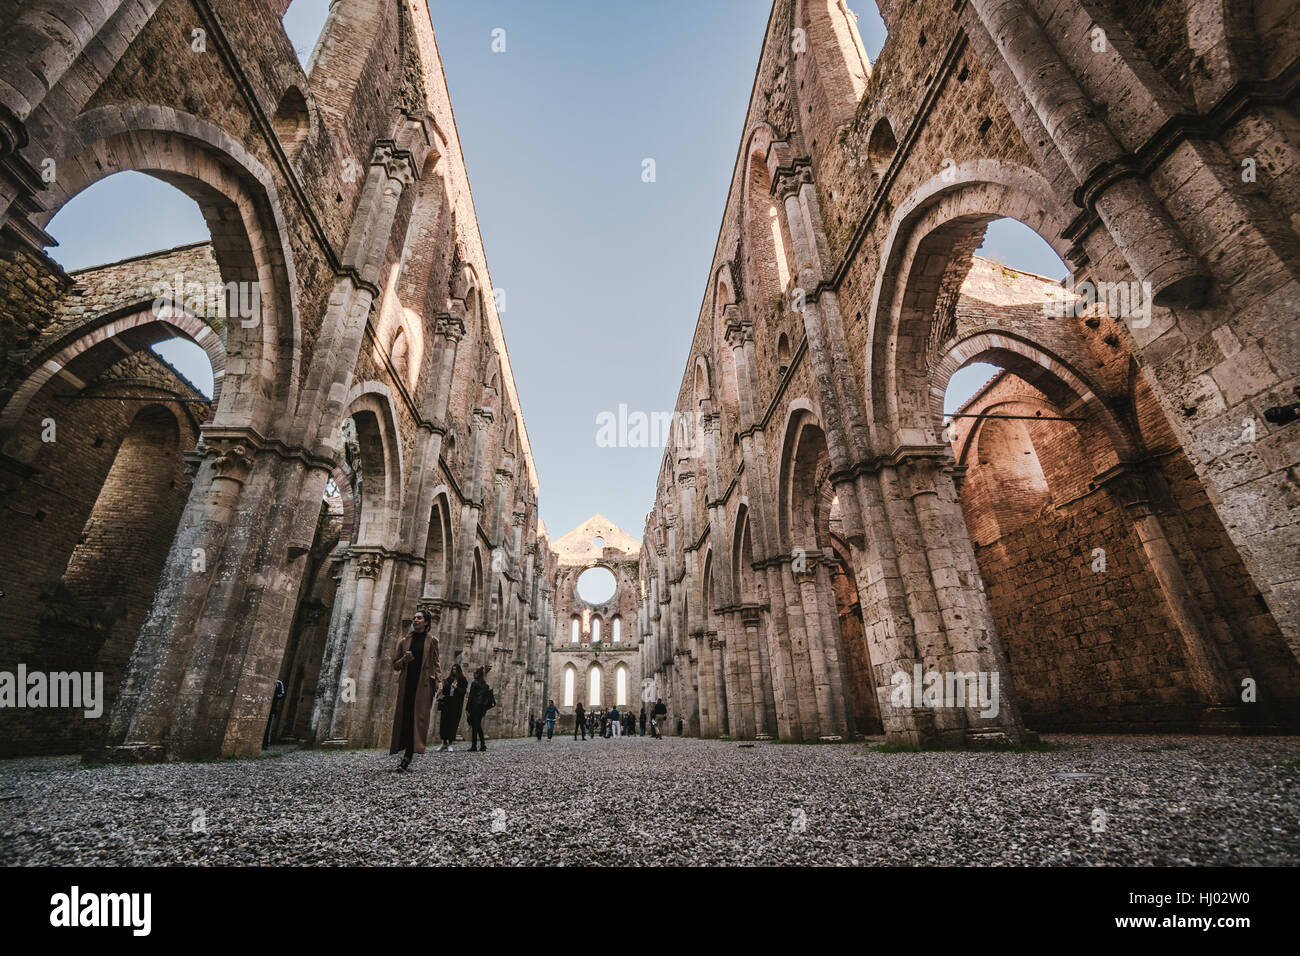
{"left": 43, "top": 0, "right": 1066, "bottom": 540}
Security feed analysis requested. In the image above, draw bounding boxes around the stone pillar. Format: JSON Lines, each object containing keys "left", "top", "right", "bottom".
{"left": 696, "top": 629, "right": 717, "bottom": 737}
{"left": 966, "top": 0, "right": 1208, "bottom": 306}
{"left": 741, "top": 606, "right": 775, "bottom": 737}
{"left": 712, "top": 632, "right": 734, "bottom": 737}
{"left": 1098, "top": 463, "right": 1238, "bottom": 709}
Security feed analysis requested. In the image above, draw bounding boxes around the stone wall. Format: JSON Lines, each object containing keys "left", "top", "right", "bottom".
{"left": 0, "top": 0, "right": 548, "bottom": 759}
{"left": 640, "top": 0, "right": 1300, "bottom": 745}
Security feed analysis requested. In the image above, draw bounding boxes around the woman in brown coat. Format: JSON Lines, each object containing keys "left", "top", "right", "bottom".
{"left": 390, "top": 608, "right": 439, "bottom": 771}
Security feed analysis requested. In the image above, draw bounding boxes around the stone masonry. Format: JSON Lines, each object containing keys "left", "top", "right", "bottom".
{"left": 639, "top": 0, "right": 1300, "bottom": 745}
{"left": 0, "top": 0, "right": 549, "bottom": 758}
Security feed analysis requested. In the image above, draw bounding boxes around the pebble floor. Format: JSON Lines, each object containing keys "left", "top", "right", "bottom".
{"left": 2, "top": 734, "right": 1297, "bottom": 865}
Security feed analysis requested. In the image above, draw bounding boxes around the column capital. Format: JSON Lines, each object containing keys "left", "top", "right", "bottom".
{"left": 772, "top": 159, "right": 813, "bottom": 201}
{"left": 434, "top": 313, "right": 466, "bottom": 342}
{"left": 724, "top": 318, "right": 753, "bottom": 348}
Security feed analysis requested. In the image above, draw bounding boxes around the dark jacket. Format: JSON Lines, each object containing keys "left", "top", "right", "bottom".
{"left": 467, "top": 678, "right": 493, "bottom": 718}
{"left": 438, "top": 673, "right": 468, "bottom": 739}
{"left": 575, "top": 704, "right": 586, "bottom": 721}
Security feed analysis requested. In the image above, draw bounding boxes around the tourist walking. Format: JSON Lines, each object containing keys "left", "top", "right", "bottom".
{"left": 574, "top": 701, "right": 587, "bottom": 739}
{"left": 435, "top": 661, "right": 468, "bottom": 751}
{"left": 651, "top": 698, "right": 666, "bottom": 738}
{"left": 389, "top": 608, "right": 439, "bottom": 771}
{"left": 544, "top": 699, "right": 559, "bottom": 739}
{"left": 466, "top": 666, "right": 495, "bottom": 752}
{"left": 639, "top": 704, "right": 647, "bottom": 737}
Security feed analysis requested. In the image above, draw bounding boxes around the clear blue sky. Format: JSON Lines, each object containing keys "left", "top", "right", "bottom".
{"left": 43, "top": 0, "right": 1063, "bottom": 540}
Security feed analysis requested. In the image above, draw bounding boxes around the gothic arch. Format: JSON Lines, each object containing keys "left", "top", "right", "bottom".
{"left": 740, "top": 124, "right": 796, "bottom": 319}
{"left": 340, "top": 385, "right": 404, "bottom": 548}
{"left": 422, "top": 489, "right": 454, "bottom": 602}
{"left": 778, "top": 405, "right": 833, "bottom": 554}
{"left": 0, "top": 301, "right": 227, "bottom": 436}
{"left": 37, "top": 105, "right": 304, "bottom": 432}
{"left": 865, "top": 160, "right": 1076, "bottom": 450}
{"left": 934, "top": 331, "right": 1139, "bottom": 462}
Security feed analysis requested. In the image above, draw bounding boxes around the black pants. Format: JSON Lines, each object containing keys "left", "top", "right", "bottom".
{"left": 468, "top": 714, "right": 486, "bottom": 749}
{"left": 574, "top": 717, "right": 586, "bottom": 739}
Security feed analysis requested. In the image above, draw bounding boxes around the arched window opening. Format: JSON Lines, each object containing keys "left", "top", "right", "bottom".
{"left": 866, "top": 116, "right": 897, "bottom": 177}
{"left": 271, "top": 85, "right": 311, "bottom": 157}
{"left": 592, "top": 617, "right": 602, "bottom": 643}
{"left": 45, "top": 171, "right": 208, "bottom": 273}
{"left": 341, "top": 410, "right": 390, "bottom": 546}
{"left": 616, "top": 666, "right": 628, "bottom": 706}
{"left": 390, "top": 327, "right": 409, "bottom": 387}
{"left": 588, "top": 667, "right": 602, "bottom": 707}
{"left": 422, "top": 496, "right": 451, "bottom": 601}
{"left": 563, "top": 666, "right": 576, "bottom": 707}
{"left": 745, "top": 158, "right": 796, "bottom": 319}
{"left": 612, "top": 617, "right": 622, "bottom": 642}
{"left": 571, "top": 616, "right": 580, "bottom": 643}
{"left": 777, "top": 333, "right": 792, "bottom": 375}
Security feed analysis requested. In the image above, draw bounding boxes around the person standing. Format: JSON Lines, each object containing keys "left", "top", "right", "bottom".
{"left": 574, "top": 701, "right": 587, "bottom": 740}
{"left": 262, "top": 678, "right": 286, "bottom": 750}
{"left": 543, "top": 700, "right": 559, "bottom": 739}
{"left": 466, "top": 666, "right": 495, "bottom": 752}
{"left": 435, "top": 662, "right": 468, "bottom": 752}
{"left": 651, "top": 698, "right": 666, "bottom": 739}
{"left": 389, "top": 609, "right": 439, "bottom": 771}
{"left": 639, "top": 704, "right": 647, "bottom": 737}
{"left": 609, "top": 704, "right": 621, "bottom": 737}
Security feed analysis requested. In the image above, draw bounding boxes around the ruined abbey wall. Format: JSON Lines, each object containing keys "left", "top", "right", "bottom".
{"left": 640, "top": 0, "right": 1300, "bottom": 744}
{"left": 0, "top": 0, "right": 549, "bottom": 758}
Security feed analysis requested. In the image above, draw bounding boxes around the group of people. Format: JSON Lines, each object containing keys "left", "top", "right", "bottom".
{"left": 389, "top": 609, "right": 681, "bottom": 772}
{"left": 528, "top": 698, "right": 670, "bottom": 740}
{"left": 388, "top": 608, "right": 497, "bottom": 771}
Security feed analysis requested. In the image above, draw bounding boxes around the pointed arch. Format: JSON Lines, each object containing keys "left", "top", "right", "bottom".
{"left": 36, "top": 105, "right": 303, "bottom": 433}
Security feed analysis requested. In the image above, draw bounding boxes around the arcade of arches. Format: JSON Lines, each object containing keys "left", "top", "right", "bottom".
{"left": 635, "top": 0, "right": 1300, "bottom": 745}
{"left": 0, "top": 0, "right": 1298, "bottom": 758}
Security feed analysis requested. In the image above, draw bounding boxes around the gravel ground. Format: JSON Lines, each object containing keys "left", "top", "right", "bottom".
{"left": 1, "top": 734, "right": 1297, "bottom": 865}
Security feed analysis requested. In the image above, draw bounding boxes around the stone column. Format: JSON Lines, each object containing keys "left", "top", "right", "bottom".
{"left": 1098, "top": 463, "right": 1238, "bottom": 709}
{"left": 966, "top": 0, "right": 1208, "bottom": 306}
{"left": 741, "top": 606, "right": 775, "bottom": 736}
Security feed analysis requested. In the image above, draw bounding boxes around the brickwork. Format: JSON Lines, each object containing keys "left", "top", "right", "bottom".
{"left": 545, "top": 515, "right": 643, "bottom": 721}
{"left": 0, "top": 0, "right": 547, "bottom": 759}
{"left": 640, "top": 0, "right": 1300, "bottom": 746}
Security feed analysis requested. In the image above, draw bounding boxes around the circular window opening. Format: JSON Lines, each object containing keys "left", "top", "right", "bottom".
{"left": 592, "top": 535, "right": 605, "bottom": 549}
{"left": 576, "top": 566, "right": 617, "bottom": 604}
